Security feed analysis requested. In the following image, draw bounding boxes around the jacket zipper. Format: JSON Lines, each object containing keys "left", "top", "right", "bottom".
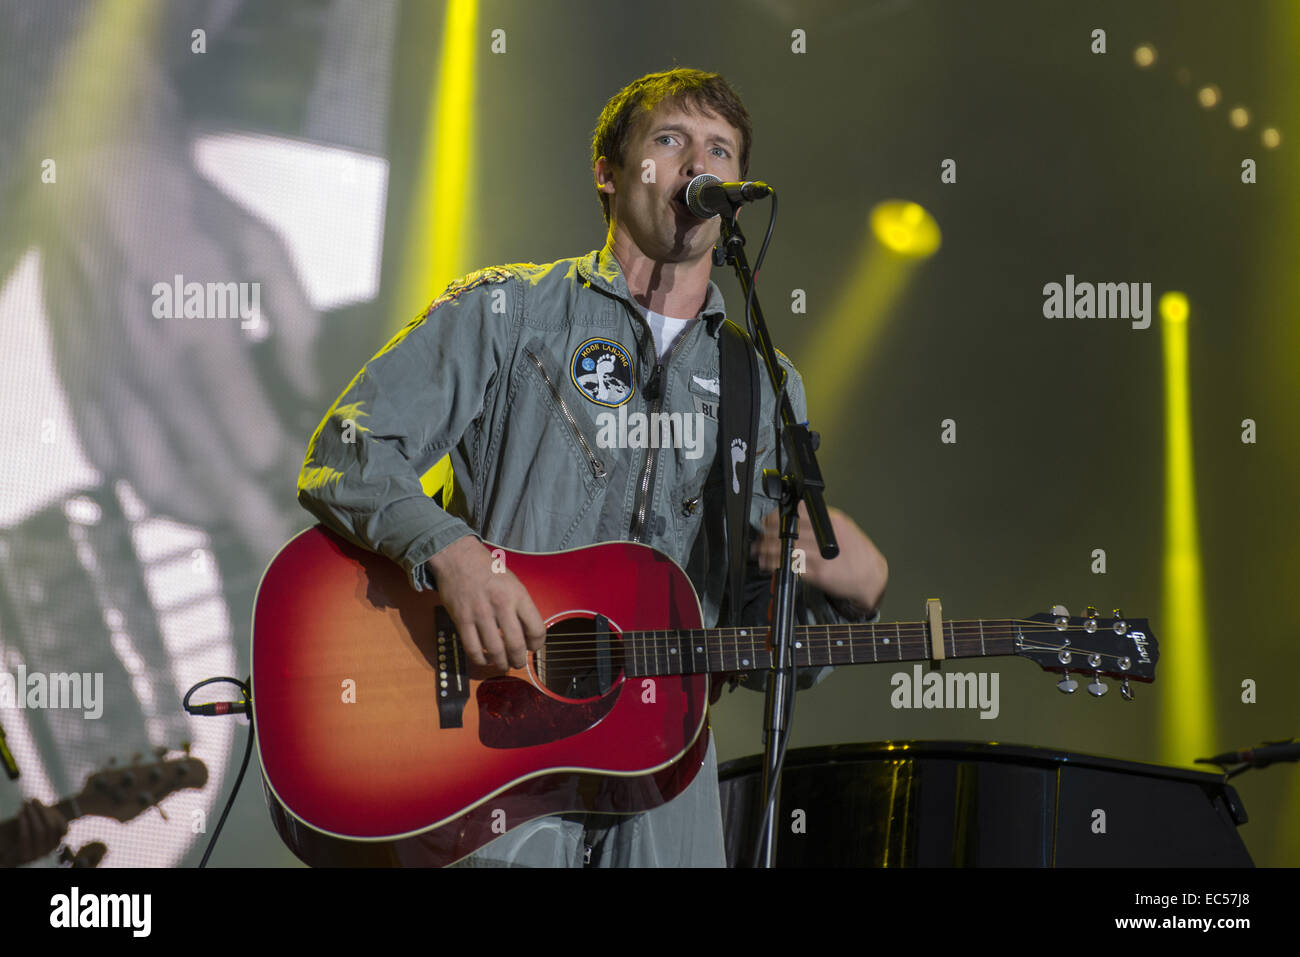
{"left": 631, "top": 321, "right": 690, "bottom": 542}
{"left": 525, "top": 349, "right": 607, "bottom": 479}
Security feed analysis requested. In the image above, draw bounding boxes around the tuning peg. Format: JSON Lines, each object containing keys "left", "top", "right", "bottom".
{"left": 1121, "top": 677, "right": 1133, "bottom": 701}
{"left": 1051, "top": 604, "right": 1070, "bottom": 630}
{"left": 1087, "top": 672, "right": 1109, "bottom": 697}
{"left": 1051, "top": 604, "right": 1070, "bottom": 618}
{"left": 1112, "top": 609, "right": 1128, "bottom": 635}
{"left": 1057, "top": 670, "right": 1078, "bottom": 694}
{"left": 137, "top": 792, "right": 167, "bottom": 822}
{"left": 1084, "top": 606, "right": 1099, "bottom": 633}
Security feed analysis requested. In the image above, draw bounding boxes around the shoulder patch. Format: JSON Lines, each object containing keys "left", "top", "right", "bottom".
{"left": 423, "top": 266, "right": 514, "bottom": 316}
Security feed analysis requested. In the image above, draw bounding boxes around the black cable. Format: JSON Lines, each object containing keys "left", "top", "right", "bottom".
{"left": 182, "top": 676, "right": 254, "bottom": 868}
{"left": 734, "top": 192, "right": 785, "bottom": 478}
{"left": 182, "top": 675, "right": 248, "bottom": 716}
{"left": 739, "top": 189, "right": 777, "bottom": 341}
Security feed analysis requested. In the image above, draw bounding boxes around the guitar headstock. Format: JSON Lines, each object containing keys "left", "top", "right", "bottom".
{"left": 74, "top": 746, "right": 209, "bottom": 822}
{"left": 1016, "top": 606, "right": 1158, "bottom": 699}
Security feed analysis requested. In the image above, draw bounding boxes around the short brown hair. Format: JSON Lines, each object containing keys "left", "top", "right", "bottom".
{"left": 591, "top": 68, "right": 753, "bottom": 225}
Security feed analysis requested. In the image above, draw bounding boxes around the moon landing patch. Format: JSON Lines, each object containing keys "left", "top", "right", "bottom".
{"left": 570, "top": 337, "right": 634, "bottom": 407}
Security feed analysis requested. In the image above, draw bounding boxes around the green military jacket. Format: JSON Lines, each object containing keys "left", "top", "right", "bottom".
{"left": 298, "top": 245, "right": 864, "bottom": 634}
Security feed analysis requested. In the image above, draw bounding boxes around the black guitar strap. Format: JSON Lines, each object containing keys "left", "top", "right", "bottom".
{"left": 718, "top": 318, "right": 760, "bottom": 626}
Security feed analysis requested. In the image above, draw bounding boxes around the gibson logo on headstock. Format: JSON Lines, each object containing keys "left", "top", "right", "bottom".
{"left": 1129, "top": 631, "right": 1152, "bottom": 664}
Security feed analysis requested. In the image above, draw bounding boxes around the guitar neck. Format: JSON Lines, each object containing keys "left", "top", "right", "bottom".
{"left": 622, "top": 619, "right": 1022, "bottom": 677}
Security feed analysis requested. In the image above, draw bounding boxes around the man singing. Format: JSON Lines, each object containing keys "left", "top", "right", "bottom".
{"left": 298, "top": 67, "right": 888, "bottom": 866}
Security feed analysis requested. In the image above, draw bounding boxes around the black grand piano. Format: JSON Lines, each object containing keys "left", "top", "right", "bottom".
{"left": 719, "top": 741, "right": 1253, "bottom": 867}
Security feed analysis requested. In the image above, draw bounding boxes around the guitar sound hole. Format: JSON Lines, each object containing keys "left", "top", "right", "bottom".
{"left": 534, "top": 615, "right": 624, "bottom": 700}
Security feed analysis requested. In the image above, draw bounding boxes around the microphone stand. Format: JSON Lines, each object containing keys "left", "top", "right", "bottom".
{"left": 715, "top": 202, "right": 838, "bottom": 868}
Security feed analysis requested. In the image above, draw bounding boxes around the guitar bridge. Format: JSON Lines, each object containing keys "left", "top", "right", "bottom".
{"left": 435, "top": 606, "right": 469, "bottom": 728}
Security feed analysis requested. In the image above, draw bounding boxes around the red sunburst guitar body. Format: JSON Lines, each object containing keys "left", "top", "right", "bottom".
{"left": 252, "top": 526, "right": 712, "bottom": 867}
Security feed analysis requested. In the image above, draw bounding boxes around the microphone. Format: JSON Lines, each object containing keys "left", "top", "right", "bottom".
{"left": 681, "top": 173, "right": 772, "bottom": 219}
{"left": 1197, "top": 740, "right": 1300, "bottom": 768}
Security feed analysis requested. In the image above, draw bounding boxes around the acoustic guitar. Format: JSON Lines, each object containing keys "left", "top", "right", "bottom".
{"left": 252, "top": 525, "right": 1158, "bottom": 866}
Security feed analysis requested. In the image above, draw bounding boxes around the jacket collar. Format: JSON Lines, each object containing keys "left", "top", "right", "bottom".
{"left": 578, "top": 245, "right": 728, "bottom": 338}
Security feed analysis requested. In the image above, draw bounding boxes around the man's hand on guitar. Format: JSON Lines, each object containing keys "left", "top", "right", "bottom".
{"left": 426, "top": 536, "right": 547, "bottom": 673}
{"left": 3, "top": 799, "right": 69, "bottom": 868}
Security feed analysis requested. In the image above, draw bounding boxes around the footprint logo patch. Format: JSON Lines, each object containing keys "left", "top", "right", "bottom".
{"left": 730, "top": 438, "right": 748, "bottom": 494}
{"left": 570, "top": 338, "right": 634, "bottom": 408}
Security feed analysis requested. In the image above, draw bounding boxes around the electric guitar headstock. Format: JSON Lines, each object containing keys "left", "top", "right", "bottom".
{"left": 1015, "top": 605, "right": 1158, "bottom": 699}
{"left": 1, "top": 745, "right": 210, "bottom": 868}
{"left": 73, "top": 745, "right": 209, "bottom": 822}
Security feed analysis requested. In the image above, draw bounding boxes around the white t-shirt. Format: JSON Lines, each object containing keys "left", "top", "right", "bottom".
{"left": 637, "top": 304, "right": 694, "bottom": 361}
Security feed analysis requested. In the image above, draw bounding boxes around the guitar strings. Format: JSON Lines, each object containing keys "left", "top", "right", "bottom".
{"left": 525, "top": 650, "right": 1146, "bottom": 682}
{"left": 531, "top": 620, "right": 1135, "bottom": 649}
{"left": 513, "top": 622, "right": 1147, "bottom": 681}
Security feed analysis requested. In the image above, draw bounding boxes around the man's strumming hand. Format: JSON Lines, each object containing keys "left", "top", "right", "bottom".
{"left": 426, "top": 537, "right": 547, "bottom": 674}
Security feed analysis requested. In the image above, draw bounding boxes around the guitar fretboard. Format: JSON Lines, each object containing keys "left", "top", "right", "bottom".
{"left": 621, "top": 619, "right": 1024, "bottom": 677}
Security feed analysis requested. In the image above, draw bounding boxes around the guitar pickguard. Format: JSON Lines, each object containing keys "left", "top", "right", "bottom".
{"left": 475, "top": 676, "right": 618, "bottom": 749}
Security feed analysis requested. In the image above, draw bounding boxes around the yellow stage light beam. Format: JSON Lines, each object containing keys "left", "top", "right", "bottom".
{"left": 384, "top": 0, "right": 478, "bottom": 498}
{"left": 390, "top": 0, "right": 478, "bottom": 338}
{"left": 800, "top": 201, "right": 940, "bottom": 435}
{"left": 1159, "top": 291, "right": 1213, "bottom": 768}
{"left": 420, "top": 452, "right": 455, "bottom": 504}
{"left": 1262, "top": 0, "right": 1300, "bottom": 870}
{"left": 26, "top": 0, "right": 163, "bottom": 156}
